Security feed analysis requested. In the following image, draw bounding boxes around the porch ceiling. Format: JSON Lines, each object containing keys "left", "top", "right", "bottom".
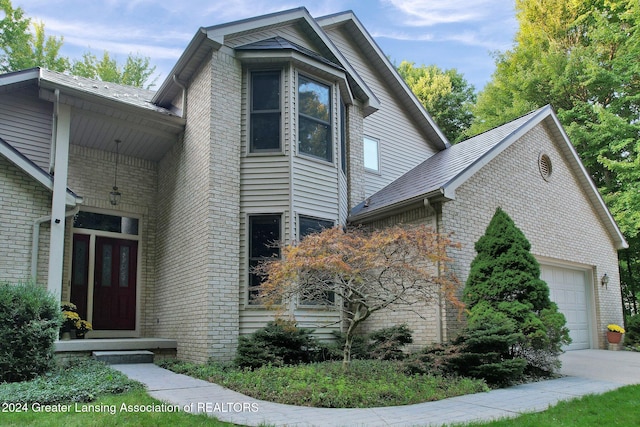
{"left": 69, "top": 108, "right": 179, "bottom": 162}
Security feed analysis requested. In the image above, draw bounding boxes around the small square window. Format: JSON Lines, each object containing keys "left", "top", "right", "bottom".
{"left": 364, "top": 136, "right": 379, "bottom": 172}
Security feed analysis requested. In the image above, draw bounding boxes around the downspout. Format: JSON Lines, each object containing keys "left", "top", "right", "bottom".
{"left": 49, "top": 89, "right": 60, "bottom": 174}
{"left": 172, "top": 75, "right": 187, "bottom": 118}
{"left": 31, "top": 206, "right": 79, "bottom": 283}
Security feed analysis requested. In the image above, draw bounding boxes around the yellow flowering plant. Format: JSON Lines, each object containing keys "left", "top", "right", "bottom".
{"left": 607, "top": 324, "right": 625, "bottom": 333}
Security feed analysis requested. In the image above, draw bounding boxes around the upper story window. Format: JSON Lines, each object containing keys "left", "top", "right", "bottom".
{"left": 250, "top": 70, "right": 281, "bottom": 152}
{"left": 363, "top": 136, "right": 380, "bottom": 172}
{"left": 298, "top": 75, "right": 332, "bottom": 162}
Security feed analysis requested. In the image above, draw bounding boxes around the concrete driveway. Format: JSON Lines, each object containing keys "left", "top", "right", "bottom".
{"left": 560, "top": 349, "right": 640, "bottom": 385}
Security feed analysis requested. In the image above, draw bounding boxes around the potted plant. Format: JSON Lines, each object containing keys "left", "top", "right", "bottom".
{"left": 607, "top": 324, "right": 625, "bottom": 344}
{"left": 75, "top": 319, "right": 93, "bottom": 339}
{"left": 60, "top": 302, "right": 92, "bottom": 340}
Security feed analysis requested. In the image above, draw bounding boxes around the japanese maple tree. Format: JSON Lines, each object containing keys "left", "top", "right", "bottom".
{"left": 256, "top": 225, "right": 463, "bottom": 367}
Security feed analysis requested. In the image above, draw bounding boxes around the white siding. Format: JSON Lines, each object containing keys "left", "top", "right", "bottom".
{"left": 0, "top": 87, "right": 52, "bottom": 170}
{"left": 324, "top": 26, "right": 438, "bottom": 198}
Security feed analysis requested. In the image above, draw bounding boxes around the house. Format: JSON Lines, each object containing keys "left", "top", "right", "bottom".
{"left": 0, "top": 8, "right": 626, "bottom": 362}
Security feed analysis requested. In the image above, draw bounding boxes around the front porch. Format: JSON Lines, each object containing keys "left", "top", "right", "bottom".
{"left": 54, "top": 338, "right": 177, "bottom": 365}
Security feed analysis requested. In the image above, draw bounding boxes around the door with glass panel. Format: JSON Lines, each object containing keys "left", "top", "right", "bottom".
{"left": 92, "top": 236, "right": 137, "bottom": 330}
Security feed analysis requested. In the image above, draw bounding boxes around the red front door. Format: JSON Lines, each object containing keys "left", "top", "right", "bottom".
{"left": 92, "top": 236, "right": 137, "bottom": 330}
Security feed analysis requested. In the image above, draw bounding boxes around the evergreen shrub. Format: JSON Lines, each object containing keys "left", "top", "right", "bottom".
{"left": 461, "top": 208, "right": 570, "bottom": 381}
{"left": 0, "top": 282, "right": 62, "bottom": 382}
{"left": 234, "top": 319, "right": 318, "bottom": 369}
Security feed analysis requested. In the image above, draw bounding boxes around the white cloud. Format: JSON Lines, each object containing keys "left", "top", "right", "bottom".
{"left": 382, "top": 0, "right": 501, "bottom": 26}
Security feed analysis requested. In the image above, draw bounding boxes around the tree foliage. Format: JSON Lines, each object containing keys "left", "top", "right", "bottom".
{"left": 397, "top": 61, "right": 476, "bottom": 143}
{"left": 0, "top": 0, "right": 156, "bottom": 88}
{"left": 0, "top": 1, "right": 67, "bottom": 72}
{"left": 256, "top": 225, "right": 463, "bottom": 368}
{"left": 71, "top": 51, "right": 158, "bottom": 89}
{"left": 463, "top": 208, "right": 570, "bottom": 377}
{"left": 468, "top": 0, "right": 640, "bottom": 313}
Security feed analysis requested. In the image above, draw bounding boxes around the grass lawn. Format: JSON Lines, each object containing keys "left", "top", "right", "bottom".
{"left": 0, "top": 359, "right": 234, "bottom": 427}
{"left": 462, "top": 384, "right": 640, "bottom": 427}
{"left": 0, "top": 389, "right": 235, "bottom": 427}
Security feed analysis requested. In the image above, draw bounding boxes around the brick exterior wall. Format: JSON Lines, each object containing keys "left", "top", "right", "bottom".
{"left": 155, "top": 49, "right": 241, "bottom": 363}
{"left": 441, "top": 122, "right": 623, "bottom": 348}
{"left": 0, "top": 155, "right": 51, "bottom": 284}
{"left": 66, "top": 144, "right": 158, "bottom": 335}
{"left": 358, "top": 205, "right": 442, "bottom": 349}
{"left": 346, "top": 103, "right": 365, "bottom": 210}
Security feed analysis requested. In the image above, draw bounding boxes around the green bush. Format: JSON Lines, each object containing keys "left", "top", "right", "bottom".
{"left": 368, "top": 324, "right": 413, "bottom": 360}
{"left": 462, "top": 208, "right": 570, "bottom": 376}
{"left": 234, "top": 319, "right": 318, "bottom": 369}
{"left": 625, "top": 313, "right": 640, "bottom": 346}
{"left": 449, "top": 302, "right": 527, "bottom": 385}
{"left": 0, "top": 282, "right": 62, "bottom": 383}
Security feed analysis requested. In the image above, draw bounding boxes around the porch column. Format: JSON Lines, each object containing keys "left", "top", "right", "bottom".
{"left": 47, "top": 103, "right": 71, "bottom": 302}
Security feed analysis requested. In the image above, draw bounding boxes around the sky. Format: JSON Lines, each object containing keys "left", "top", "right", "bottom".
{"left": 16, "top": 0, "right": 519, "bottom": 91}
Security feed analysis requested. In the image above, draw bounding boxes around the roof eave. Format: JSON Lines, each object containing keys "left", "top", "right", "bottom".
{"left": 348, "top": 189, "right": 450, "bottom": 224}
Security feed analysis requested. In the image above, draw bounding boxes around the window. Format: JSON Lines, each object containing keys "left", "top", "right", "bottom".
{"left": 298, "top": 76, "right": 332, "bottom": 162}
{"left": 299, "top": 215, "right": 335, "bottom": 305}
{"left": 250, "top": 71, "right": 281, "bottom": 152}
{"left": 363, "top": 136, "right": 379, "bottom": 172}
{"left": 74, "top": 211, "right": 139, "bottom": 235}
{"left": 299, "top": 216, "right": 334, "bottom": 239}
{"left": 248, "top": 215, "right": 281, "bottom": 303}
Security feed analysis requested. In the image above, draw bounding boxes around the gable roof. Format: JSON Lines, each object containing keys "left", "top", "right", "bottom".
{"left": 350, "top": 105, "right": 627, "bottom": 249}
{"left": 0, "top": 137, "right": 81, "bottom": 206}
{"left": 153, "top": 7, "right": 379, "bottom": 115}
{"left": 316, "top": 11, "right": 450, "bottom": 150}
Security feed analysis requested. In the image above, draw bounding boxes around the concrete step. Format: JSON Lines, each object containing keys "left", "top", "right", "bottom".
{"left": 92, "top": 350, "right": 154, "bottom": 364}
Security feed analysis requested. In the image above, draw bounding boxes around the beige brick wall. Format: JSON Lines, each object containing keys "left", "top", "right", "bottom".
{"left": 441, "top": 121, "right": 623, "bottom": 348}
{"left": 0, "top": 155, "right": 51, "bottom": 285}
{"left": 358, "top": 205, "right": 442, "bottom": 349}
{"left": 66, "top": 144, "right": 158, "bottom": 335}
{"left": 155, "top": 49, "right": 241, "bottom": 363}
{"left": 347, "top": 103, "right": 365, "bottom": 210}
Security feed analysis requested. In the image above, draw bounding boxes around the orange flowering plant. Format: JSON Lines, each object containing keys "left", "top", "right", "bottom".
{"left": 254, "top": 225, "right": 464, "bottom": 367}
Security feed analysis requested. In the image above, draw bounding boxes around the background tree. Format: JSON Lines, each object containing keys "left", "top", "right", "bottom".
{"left": 463, "top": 208, "right": 570, "bottom": 376}
{"left": 0, "top": 1, "right": 67, "bottom": 72}
{"left": 467, "top": 0, "right": 640, "bottom": 314}
{"left": 397, "top": 61, "right": 476, "bottom": 143}
{"left": 256, "top": 225, "right": 463, "bottom": 368}
{"left": 71, "top": 51, "right": 158, "bottom": 89}
{"left": 0, "top": 0, "right": 157, "bottom": 88}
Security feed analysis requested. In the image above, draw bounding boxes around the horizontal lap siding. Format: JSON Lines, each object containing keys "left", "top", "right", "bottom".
{"left": 324, "top": 27, "right": 438, "bottom": 198}
{"left": 0, "top": 87, "right": 52, "bottom": 170}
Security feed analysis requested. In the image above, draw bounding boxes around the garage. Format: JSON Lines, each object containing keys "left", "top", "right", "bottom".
{"left": 541, "top": 264, "right": 592, "bottom": 350}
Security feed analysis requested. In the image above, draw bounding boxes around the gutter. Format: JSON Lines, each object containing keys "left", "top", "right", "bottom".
{"left": 172, "top": 75, "right": 187, "bottom": 118}
{"left": 32, "top": 206, "right": 79, "bottom": 282}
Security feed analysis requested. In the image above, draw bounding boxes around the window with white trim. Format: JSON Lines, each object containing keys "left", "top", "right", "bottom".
{"left": 363, "top": 136, "right": 379, "bottom": 172}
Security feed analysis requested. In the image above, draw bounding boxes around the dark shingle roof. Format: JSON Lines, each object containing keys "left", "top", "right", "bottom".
{"left": 350, "top": 108, "right": 546, "bottom": 219}
{"left": 39, "top": 69, "right": 177, "bottom": 116}
{"left": 235, "top": 36, "right": 344, "bottom": 70}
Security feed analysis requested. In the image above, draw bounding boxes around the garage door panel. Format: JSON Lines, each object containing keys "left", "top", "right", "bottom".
{"left": 542, "top": 265, "right": 591, "bottom": 351}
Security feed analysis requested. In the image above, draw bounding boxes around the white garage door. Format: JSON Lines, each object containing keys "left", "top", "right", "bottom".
{"left": 541, "top": 265, "right": 591, "bottom": 350}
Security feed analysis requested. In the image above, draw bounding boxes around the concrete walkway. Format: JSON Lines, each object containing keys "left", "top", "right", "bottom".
{"left": 113, "top": 349, "right": 640, "bottom": 427}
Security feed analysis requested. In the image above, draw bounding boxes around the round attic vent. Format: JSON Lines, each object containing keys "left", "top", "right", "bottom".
{"left": 539, "top": 153, "right": 552, "bottom": 181}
